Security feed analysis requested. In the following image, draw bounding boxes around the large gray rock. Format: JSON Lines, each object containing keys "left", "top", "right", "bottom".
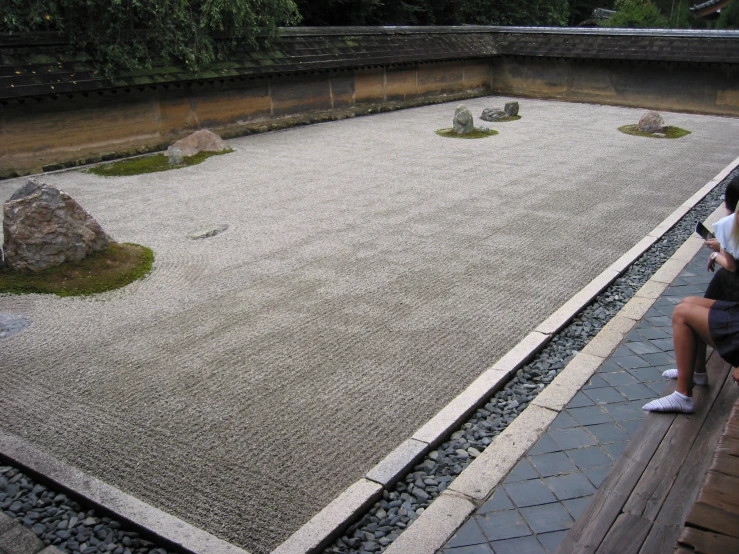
{"left": 166, "top": 129, "right": 229, "bottom": 158}
{"left": 3, "top": 180, "right": 112, "bottom": 272}
{"left": 504, "top": 102, "right": 519, "bottom": 117}
{"left": 453, "top": 105, "right": 474, "bottom": 135}
{"left": 480, "top": 108, "right": 507, "bottom": 122}
{"left": 638, "top": 111, "right": 665, "bottom": 133}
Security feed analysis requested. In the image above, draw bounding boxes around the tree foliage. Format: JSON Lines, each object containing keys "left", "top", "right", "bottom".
{"left": 605, "top": 0, "right": 669, "bottom": 27}
{"left": 1, "top": 0, "right": 301, "bottom": 76}
{"left": 717, "top": 0, "right": 739, "bottom": 29}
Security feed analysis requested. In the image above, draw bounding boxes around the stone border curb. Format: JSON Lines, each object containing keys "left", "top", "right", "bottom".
{"left": 0, "top": 431, "right": 250, "bottom": 554}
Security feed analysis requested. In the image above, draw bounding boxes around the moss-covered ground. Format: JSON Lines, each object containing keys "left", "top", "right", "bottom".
{"left": 88, "top": 150, "right": 232, "bottom": 177}
{"left": 0, "top": 243, "right": 154, "bottom": 296}
{"left": 618, "top": 125, "right": 691, "bottom": 139}
{"left": 435, "top": 128, "right": 499, "bottom": 139}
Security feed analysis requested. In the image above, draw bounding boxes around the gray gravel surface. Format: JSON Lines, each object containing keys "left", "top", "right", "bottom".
{"left": 1, "top": 97, "right": 738, "bottom": 553}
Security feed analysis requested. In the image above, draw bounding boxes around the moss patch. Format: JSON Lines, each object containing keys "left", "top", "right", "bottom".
{"left": 484, "top": 115, "right": 521, "bottom": 123}
{"left": 87, "top": 149, "right": 232, "bottom": 177}
{"left": 0, "top": 243, "right": 153, "bottom": 297}
{"left": 435, "top": 128, "right": 499, "bottom": 139}
{"left": 618, "top": 125, "right": 691, "bottom": 139}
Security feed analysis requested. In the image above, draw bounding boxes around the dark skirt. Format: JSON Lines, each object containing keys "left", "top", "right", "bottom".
{"left": 705, "top": 267, "right": 739, "bottom": 302}
{"left": 709, "top": 300, "right": 739, "bottom": 366}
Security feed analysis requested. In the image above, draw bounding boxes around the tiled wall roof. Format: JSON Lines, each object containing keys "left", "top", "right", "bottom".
{"left": 1, "top": 26, "right": 738, "bottom": 101}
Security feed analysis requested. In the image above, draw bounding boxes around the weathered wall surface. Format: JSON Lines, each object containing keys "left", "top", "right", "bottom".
{"left": 0, "top": 61, "right": 491, "bottom": 177}
{"left": 490, "top": 57, "right": 739, "bottom": 115}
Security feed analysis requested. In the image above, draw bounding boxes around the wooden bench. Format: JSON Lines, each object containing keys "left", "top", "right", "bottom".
{"left": 675, "top": 400, "right": 739, "bottom": 554}
{"left": 555, "top": 352, "right": 739, "bottom": 554}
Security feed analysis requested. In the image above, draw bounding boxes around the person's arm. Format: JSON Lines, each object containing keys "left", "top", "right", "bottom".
{"left": 708, "top": 247, "right": 738, "bottom": 272}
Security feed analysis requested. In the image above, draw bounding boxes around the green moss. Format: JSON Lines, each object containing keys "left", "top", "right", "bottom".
{"left": 87, "top": 149, "right": 232, "bottom": 177}
{"left": 487, "top": 115, "right": 521, "bottom": 122}
{"left": 618, "top": 125, "right": 691, "bottom": 139}
{"left": 435, "top": 128, "right": 499, "bottom": 139}
{"left": 0, "top": 243, "right": 154, "bottom": 297}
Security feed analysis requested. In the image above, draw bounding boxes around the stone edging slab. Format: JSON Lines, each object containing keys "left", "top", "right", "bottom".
{"left": 276, "top": 155, "right": 739, "bottom": 554}
{"left": 0, "top": 431, "right": 250, "bottom": 554}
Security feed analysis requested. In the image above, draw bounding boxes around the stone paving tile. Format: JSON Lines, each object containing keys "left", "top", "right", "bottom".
{"left": 537, "top": 531, "right": 568, "bottom": 554}
{"left": 565, "top": 446, "right": 613, "bottom": 469}
{"left": 504, "top": 480, "right": 557, "bottom": 508}
{"left": 476, "top": 511, "right": 531, "bottom": 541}
{"left": 519, "top": 503, "right": 574, "bottom": 534}
{"left": 528, "top": 453, "right": 577, "bottom": 478}
{"left": 543, "top": 474, "right": 595, "bottom": 501}
{"left": 439, "top": 249, "right": 715, "bottom": 554}
{"left": 565, "top": 392, "right": 595, "bottom": 408}
{"left": 566, "top": 405, "right": 613, "bottom": 426}
{"left": 490, "top": 535, "right": 547, "bottom": 554}
{"left": 548, "top": 412, "right": 579, "bottom": 430}
{"left": 503, "top": 460, "right": 539, "bottom": 484}
{"left": 583, "top": 386, "right": 627, "bottom": 404}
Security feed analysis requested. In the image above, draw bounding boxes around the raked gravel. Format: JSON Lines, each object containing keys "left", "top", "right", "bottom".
{"left": 2, "top": 98, "right": 739, "bottom": 554}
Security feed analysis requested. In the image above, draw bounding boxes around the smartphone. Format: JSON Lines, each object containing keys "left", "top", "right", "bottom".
{"left": 696, "top": 221, "right": 715, "bottom": 240}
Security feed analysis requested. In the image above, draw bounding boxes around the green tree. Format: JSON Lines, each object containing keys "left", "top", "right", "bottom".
{"left": 459, "top": 0, "right": 569, "bottom": 26}
{"left": 1, "top": 0, "right": 301, "bottom": 76}
{"left": 605, "top": 0, "right": 669, "bottom": 27}
{"left": 717, "top": 0, "right": 739, "bottom": 28}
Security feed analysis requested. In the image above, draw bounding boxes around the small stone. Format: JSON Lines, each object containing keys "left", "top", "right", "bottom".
{"left": 168, "top": 147, "right": 184, "bottom": 165}
{"left": 188, "top": 224, "right": 229, "bottom": 240}
{"left": 504, "top": 101, "right": 519, "bottom": 116}
{"left": 481, "top": 108, "right": 507, "bottom": 121}
{"left": 638, "top": 111, "right": 665, "bottom": 133}
{"left": 453, "top": 105, "right": 474, "bottom": 135}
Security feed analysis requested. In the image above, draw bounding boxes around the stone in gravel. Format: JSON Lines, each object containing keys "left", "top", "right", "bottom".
{"left": 168, "top": 148, "right": 184, "bottom": 165}
{"left": 412, "top": 488, "right": 429, "bottom": 502}
{"left": 638, "top": 111, "right": 665, "bottom": 133}
{"left": 480, "top": 108, "right": 508, "bottom": 121}
{"left": 504, "top": 102, "right": 519, "bottom": 116}
{"left": 166, "top": 129, "right": 229, "bottom": 158}
{"left": 3, "top": 180, "right": 112, "bottom": 272}
{"left": 188, "top": 224, "right": 229, "bottom": 240}
{"left": 453, "top": 105, "right": 474, "bottom": 134}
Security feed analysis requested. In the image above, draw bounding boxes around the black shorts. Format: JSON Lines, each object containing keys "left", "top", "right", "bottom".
{"left": 709, "top": 300, "right": 739, "bottom": 367}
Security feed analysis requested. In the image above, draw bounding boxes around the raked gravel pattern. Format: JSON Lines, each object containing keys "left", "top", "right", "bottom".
{"left": 322, "top": 168, "right": 738, "bottom": 554}
{"left": 1, "top": 98, "right": 739, "bottom": 554}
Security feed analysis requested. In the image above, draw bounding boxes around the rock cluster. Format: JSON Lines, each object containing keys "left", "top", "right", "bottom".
{"left": 452, "top": 105, "right": 474, "bottom": 135}
{"left": 3, "top": 180, "right": 111, "bottom": 272}
{"left": 638, "top": 111, "right": 665, "bottom": 134}
{"left": 481, "top": 101, "right": 519, "bottom": 122}
{"left": 166, "top": 129, "right": 229, "bottom": 159}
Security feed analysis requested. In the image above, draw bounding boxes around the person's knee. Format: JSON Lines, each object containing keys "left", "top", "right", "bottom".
{"left": 680, "top": 296, "right": 703, "bottom": 306}
{"left": 672, "top": 302, "right": 693, "bottom": 325}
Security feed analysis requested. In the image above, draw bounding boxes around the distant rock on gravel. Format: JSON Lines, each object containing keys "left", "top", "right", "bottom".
{"left": 3, "top": 179, "right": 112, "bottom": 272}
{"left": 453, "top": 105, "right": 474, "bottom": 135}
{"left": 638, "top": 111, "right": 665, "bottom": 134}
{"left": 166, "top": 129, "right": 229, "bottom": 158}
{"left": 480, "top": 108, "right": 507, "bottom": 122}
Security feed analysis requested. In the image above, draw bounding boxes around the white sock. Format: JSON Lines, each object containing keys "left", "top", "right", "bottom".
{"left": 642, "top": 391, "right": 695, "bottom": 413}
{"left": 661, "top": 369, "right": 707, "bottom": 385}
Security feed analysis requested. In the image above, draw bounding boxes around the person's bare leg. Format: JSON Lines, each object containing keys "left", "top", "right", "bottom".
{"left": 643, "top": 299, "right": 715, "bottom": 413}
{"left": 662, "top": 297, "right": 712, "bottom": 384}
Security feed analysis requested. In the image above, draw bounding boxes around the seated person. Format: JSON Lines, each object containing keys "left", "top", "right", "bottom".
{"left": 643, "top": 296, "right": 739, "bottom": 413}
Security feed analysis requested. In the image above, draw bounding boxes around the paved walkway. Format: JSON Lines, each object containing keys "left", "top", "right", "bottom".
{"left": 438, "top": 251, "right": 713, "bottom": 554}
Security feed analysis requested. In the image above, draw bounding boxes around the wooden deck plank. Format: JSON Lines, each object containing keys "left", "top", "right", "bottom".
{"left": 684, "top": 502, "right": 739, "bottom": 538}
{"left": 595, "top": 513, "right": 652, "bottom": 554}
{"left": 640, "top": 365, "right": 739, "bottom": 554}
{"left": 677, "top": 527, "right": 739, "bottom": 554}
{"left": 622, "top": 357, "right": 729, "bottom": 522}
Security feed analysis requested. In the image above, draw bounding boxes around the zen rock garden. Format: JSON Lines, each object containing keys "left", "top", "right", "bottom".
{"left": 619, "top": 110, "right": 691, "bottom": 139}
{"left": 166, "top": 129, "right": 229, "bottom": 165}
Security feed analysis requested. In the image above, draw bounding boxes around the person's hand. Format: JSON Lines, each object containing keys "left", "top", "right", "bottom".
{"left": 708, "top": 252, "right": 718, "bottom": 272}
{"left": 705, "top": 238, "right": 720, "bottom": 252}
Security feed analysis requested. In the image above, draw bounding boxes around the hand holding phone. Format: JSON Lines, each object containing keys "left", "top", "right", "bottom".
{"left": 696, "top": 221, "right": 715, "bottom": 240}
